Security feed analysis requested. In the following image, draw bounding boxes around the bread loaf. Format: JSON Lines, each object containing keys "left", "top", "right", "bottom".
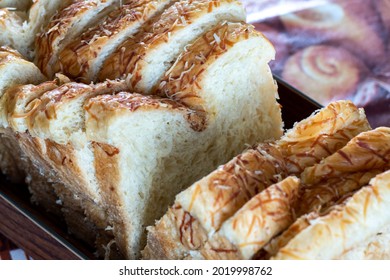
{"left": 3, "top": 0, "right": 383, "bottom": 261}
{"left": 0, "top": 11, "right": 284, "bottom": 259}
{"left": 144, "top": 100, "right": 371, "bottom": 260}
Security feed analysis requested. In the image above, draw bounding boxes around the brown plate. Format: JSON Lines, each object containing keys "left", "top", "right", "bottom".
{"left": 0, "top": 77, "right": 321, "bottom": 260}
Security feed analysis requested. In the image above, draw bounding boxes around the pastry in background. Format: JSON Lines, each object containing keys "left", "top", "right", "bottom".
{"left": 377, "top": 0, "right": 390, "bottom": 34}
{"left": 280, "top": 1, "right": 386, "bottom": 66}
{"left": 282, "top": 45, "right": 366, "bottom": 105}
{"left": 355, "top": 79, "right": 390, "bottom": 128}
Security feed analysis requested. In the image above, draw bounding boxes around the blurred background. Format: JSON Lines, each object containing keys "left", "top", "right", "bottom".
{"left": 243, "top": 0, "right": 390, "bottom": 128}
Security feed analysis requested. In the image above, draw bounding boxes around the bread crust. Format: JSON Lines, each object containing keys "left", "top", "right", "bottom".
{"left": 98, "top": 0, "right": 245, "bottom": 91}
{"left": 35, "top": 1, "right": 110, "bottom": 76}
{"left": 58, "top": 0, "right": 173, "bottom": 82}
{"left": 157, "top": 21, "right": 270, "bottom": 131}
{"left": 273, "top": 170, "right": 390, "bottom": 260}
{"left": 144, "top": 101, "right": 372, "bottom": 260}
{"left": 201, "top": 176, "right": 300, "bottom": 260}
{"left": 277, "top": 100, "right": 371, "bottom": 175}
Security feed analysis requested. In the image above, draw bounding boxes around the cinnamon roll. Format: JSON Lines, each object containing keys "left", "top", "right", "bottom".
{"left": 282, "top": 45, "right": 366, "bottom": 105}
{"left": 280, "top": 1, "right": 386, "bottom": 65}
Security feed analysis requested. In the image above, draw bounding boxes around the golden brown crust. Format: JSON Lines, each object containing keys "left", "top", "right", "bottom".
{"left": 262, "top": 170, "right": 384, "bottom": 259}
{"left": 35, "top": 1, "right": 103, "bottom": 76}
{"left": 97, "top": 0, "right": 242, "bottom": 84}
{"left": 58, "top": 0, "right": 168, "bottom": 81}
{"left": 92, "top": 141, "right": 128, "bottom": 258}
{"left": 201, "top": 176, "right": 300, "bottom": 260}
{"left": 302, "top": 127, "right": 390, "bottom": 185}
{"left": 261, "top": 213, "right": 315, "bottom": 259}
{"left": 156, "top": 21, "right": 264, "bottom": 130}
{"left": 84, "top": 91, "right": 205, "bottom": 130}
{"left": 273, "top": 171, "right": 390, "bottom": 260}
{"left": 297, "top": 170, "right": 385, "bottom": 217}
{"left": 144, "top": 206, "right": 207, "bottom": 259}
{"left": 85, "top": 92, "right": 188, "bottom": 113}
{"left": 277, "top": 100, "right": 371, "bottom": 175}
{"left": 176, "top": 143, "right": 287, "bottom": 234}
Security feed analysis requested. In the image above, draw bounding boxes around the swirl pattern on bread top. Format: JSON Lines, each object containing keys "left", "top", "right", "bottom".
{"left": 282, "top": 45, "right": 366, "bottom": 104}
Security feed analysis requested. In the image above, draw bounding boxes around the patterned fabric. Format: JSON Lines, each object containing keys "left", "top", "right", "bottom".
{"left": 241, "top": 0, "right": 390, "bottom": 128}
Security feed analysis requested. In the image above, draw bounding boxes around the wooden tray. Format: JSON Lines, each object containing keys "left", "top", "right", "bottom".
{"left": 0, "top": 77, "right": 321, "bottom": 260}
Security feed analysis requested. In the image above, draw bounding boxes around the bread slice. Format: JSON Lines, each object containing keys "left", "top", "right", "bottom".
{"left": 261, "top": 127, "right": 390, "bottom": 259}
{"left": 35, "top": 0, "right": 116, "bottom": 77}
{"left": 0, "top": 47, "right": 45, "bottom": 99}
{"left": 58, "top": 0, "right": 177, "bottom": 82}
{"left": 277, "top": 100, "right": 371, "bottom": 175}
{"left": 144, "top": 100, "right": 371, "bottom": 260}
{"left": 0, "top": 1, "right": 72, "bottom": 58}
{"left": 273, "top": 170, "right": 390, "bottom": 260}
{"left": 262, "top": 170, "right": 385, "bottom": 259}
{"left": 200, "top": 176, "right": 300, "bottom": 260}
{"left": 0, "top": 47, "right": 45, "bottom": 182}
{"left": 338, "top": 224, "right": 390, "bottom": 260}
{"left": 0, "top": 8, "right": 29, "bottom": 58}
{"left": 98, "top": 0, "right": 246, "bottom": 93}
